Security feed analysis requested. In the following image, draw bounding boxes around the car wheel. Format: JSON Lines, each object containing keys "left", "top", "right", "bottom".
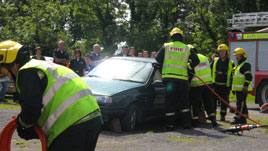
{"left": 257, "top": 81, "right": 268, "bottom": 107}
{"left": 121, "top": 104, "right": 137, "bottom": 131}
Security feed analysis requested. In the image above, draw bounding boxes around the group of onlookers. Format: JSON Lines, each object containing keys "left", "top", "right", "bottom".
{"left": 117, "top": 45, "right": 156, "bottom": 58}
{"left": 32, "top": 41, "right": 157, "bottom": 77}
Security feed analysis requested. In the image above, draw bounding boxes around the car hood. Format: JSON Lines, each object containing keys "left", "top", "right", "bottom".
{"left": 82, "top": 77, "right": 144, "bottom": 96}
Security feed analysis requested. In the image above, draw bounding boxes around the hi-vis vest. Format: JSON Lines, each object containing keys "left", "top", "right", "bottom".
{"left": 232, "top": 61, "right": 253, "bottom": 91}
{"left": 16, "top": 59, "right": 100, "bottom": 147}
{"left": 191, "top": 54, "right": 212, "bottom": 87}
{"left": 162, "top": 41, "right": 190, "bottom": 81}
{"left": 212, "top": 58, "right": 233, "bottom": 87}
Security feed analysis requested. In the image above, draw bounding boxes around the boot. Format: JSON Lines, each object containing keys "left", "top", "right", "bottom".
{"left": 220, "top": 116, "right": 225, "bottom": 121}
{"left": 210, "top": 117, "right": 218, "bottom": 127}
{"left": 231, "top": 117, "right": 240, "bottom": 125}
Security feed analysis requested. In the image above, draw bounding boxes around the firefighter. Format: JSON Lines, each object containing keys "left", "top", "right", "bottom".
{"left": 231, "top": 48, "right": 252, "bottom": 124}
{"left": 0, "top": 40, "right": 101, "bottom": 151}
{"left": 188, "top": 45, "right": 217, "bottom": 127}
{"left": 155, "top": 28, "right": 199, "bottom": 130}
{"left": 211, "top": 44, "right": 234, "bottom": 121}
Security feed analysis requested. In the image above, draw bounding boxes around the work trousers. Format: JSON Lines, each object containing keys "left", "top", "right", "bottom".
{"left": 165, "top": 80, "right": 191, "bottom": 128}
{"left": 213, "top": 84, "right": 229, "bottom": 117}
{"left": 235, "top": 91, "right": 248, "bottom": 123}
{"left": 49, "top": 116, "right": 102, "bottom": 151}
{"left": 189, "top": 84, "right": 216, "bottom": 121}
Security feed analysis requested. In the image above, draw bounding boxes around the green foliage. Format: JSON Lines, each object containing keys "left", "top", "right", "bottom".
{"left": 1, "top": 0, "right": 268, "bottom": 58}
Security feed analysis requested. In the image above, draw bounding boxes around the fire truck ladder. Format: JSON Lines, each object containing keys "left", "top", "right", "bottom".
{"left": 227, "top": 12, "right": 268, "bottom": 31}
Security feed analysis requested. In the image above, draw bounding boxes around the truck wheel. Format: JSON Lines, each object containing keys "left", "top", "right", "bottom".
{"left": 257, "top": 81, "right": 268, "bottom": 107}
{"left": 121, "top": 104, "right": 137, "bottom": 131}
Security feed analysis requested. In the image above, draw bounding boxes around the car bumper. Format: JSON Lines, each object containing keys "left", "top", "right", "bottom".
{"left": 99, "top": 105, "right": 126, "bottom": 122}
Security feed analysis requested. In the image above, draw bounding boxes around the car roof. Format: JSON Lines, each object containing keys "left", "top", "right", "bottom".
{"left": 111, "top": 57, "right": 157, "bottom": 64}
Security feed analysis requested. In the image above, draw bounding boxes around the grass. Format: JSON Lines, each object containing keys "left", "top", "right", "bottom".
{"left": 0, "top": 98, "right": 20, "bottom": 110}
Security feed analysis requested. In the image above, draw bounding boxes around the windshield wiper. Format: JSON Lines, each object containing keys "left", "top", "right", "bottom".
{"left": 87, "top": 75, "right": 101, "bottom": 78}
{"left": 112, "top": 78, "right": 143, "bottom": 83}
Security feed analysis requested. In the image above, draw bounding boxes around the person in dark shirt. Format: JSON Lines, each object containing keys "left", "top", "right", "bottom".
{"left": 89, "top": 44, "right": 105, "bottom": 70}
{"left": 69, "top": 48, "right": 87, "bottom": 76}
{"left": 231, "top": 48, "right": 252, "bottom": 124}
{"left": 32, "top": 46, "right": 45, "bottom": 60}
{"left": 155, "top": 27, "right": 199, "bottom": 130}
{"left": 119, "top": 45, "right": 131, "bottom": 57}
{"left": 211, "top": 44, "right": 234, "bottom": 121}
{"left": 53, "top": 40, "right": 69, "bottom": 66}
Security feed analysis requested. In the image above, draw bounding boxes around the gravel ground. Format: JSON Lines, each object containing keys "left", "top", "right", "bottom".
{"left": 1, "top": 102, "right": 268, "bottom": 151}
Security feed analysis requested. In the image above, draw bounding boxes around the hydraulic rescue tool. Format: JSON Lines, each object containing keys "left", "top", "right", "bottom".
{"left": 220, "top": 124, "right": 268, "bottom": 135}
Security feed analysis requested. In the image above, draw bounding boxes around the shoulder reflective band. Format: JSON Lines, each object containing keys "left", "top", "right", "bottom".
{"left": 243, "top": 33, "right": 268, "bottom": 40}
{"left": 0, "top": 116, "right": 47, "bottom": 151}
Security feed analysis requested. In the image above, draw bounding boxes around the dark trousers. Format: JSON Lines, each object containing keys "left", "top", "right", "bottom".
{"left": 165, "top": 80, "right": 191, "bottom": 128}
{"left": 49, "top": 116, "right": 102, "bottom": 151}
{"left": 214, "top": 84, "right": 229, "bottom": 117}
{"left": 190, "top": 85, "right": 216, "bottom": 121}
{"left": 235, "top": 91, "right": 248, "bottom": 122}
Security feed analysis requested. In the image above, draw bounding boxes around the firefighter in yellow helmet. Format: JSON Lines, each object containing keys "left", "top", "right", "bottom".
{"left": 155, "top": 28, "right": 200, "bottom": 130}
{"left": 231, "top": 48, "right": 252, "bottom": 124}
{"left": 211, "top": 44, "right": 234, "bottom": 121}
{"left": 188, "top": 44, "right": 217, "bottom": 127}
{"left": 0, "top": 40, "right": 101, "bottom": 151}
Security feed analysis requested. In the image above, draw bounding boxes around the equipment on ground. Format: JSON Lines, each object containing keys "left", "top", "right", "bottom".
{"left": 220, "top": 124, "right": 268, "bottom": 135}
{"left": 0, "top": 116, "right": 47, "bottom": 151}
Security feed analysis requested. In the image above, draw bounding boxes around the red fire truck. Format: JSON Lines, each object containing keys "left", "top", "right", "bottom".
{"left": 229, "top": 31, "right": 268, "bottom": 107}
{"left": 227, "top": 12, "right": 268, "bottom": 107}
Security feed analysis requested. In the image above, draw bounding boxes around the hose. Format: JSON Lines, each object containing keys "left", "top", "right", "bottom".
{"left": 0, "top": 116, "right": 47, "bottom": 151}
{"left": 191, "top": 73, "right": 263, "bottom": 126}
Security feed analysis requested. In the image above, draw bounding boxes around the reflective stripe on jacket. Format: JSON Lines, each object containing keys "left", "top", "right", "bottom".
{"left": 232, "top": 61, "right": 253, "bottom": 91}
{"left": 212, "top": 58, "right": 232, "bottom": 87}
{"left": 16, "top": 59, "right": 100, "bottom": 147}
{"left": 191, "top": 54, "right": 212, "bottom": 86}
{"left": 162, "top": 41, "right": 190, "bottom": 81}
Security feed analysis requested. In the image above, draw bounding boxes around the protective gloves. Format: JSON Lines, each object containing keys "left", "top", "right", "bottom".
{"left": 15, "top": 116, "right": 38, "bottom": 140}
{"left": 242, "top": 86, "right": 248, "bottom": 94}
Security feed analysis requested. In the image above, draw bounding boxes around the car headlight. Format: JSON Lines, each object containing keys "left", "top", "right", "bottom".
{"left": 94, "top": 96, "right": 113, "bottom": 104}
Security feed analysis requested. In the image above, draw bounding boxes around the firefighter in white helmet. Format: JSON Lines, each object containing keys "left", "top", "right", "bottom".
{"left": 231, "top": 48, "right": 252, "bottom": 124}
{"left": 155, "top": 28, "right": 199, "bottom": 130}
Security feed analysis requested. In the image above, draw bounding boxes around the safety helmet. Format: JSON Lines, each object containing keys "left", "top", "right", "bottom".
{"left": 187, "top": 44, "right": 194, "bottom": 49}
{"left": 233, "top": 47, "right": 247, "bottom": 58}
{"left": 170, "top": 27, "right": 184, "bottom": 37}
{"left": 217, "top": 44, "right": 229, "bottom": 54}
{"left": 0, "top": 40, "right": 23, "bottom": 64}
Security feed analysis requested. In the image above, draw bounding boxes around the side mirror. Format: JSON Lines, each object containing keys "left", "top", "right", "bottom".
{"left": 152, "top": 80, "right": 164, "bottom": 87}
{"left": 152, "top": 63, "right": 161, "bottom": 69}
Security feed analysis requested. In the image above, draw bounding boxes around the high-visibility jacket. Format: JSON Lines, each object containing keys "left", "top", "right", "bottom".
{"left": 212, "top": 58, "right": 233, "bottom": 87}
{"left": 162, "top": 41, "right": 190, "bottom": 81}
{"left": 232, "top": 61, "right": 253, "bottom": 91}
{"left": 16, "top": 59, "right": 100, "bottom": 147}
{"left": 191, "top": 54, "right": 212, "bottom": 87}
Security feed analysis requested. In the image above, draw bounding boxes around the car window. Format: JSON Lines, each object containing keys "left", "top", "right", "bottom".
{"left": 87, "top": 59, "right": 152, "bottom": 83}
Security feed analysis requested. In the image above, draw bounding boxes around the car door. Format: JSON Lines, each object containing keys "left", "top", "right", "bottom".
{"left": 146, "top": 68, "right": 166, "bottom": 117}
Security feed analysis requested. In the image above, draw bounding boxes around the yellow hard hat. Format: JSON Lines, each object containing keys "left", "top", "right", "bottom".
{"left": 187, "top": 44, "right": 194, "bottom": 49}
{"left": 170, "top": 27, "right": 184, "bottom": 37}
{"left": 217, "top": 44, "right": 229, "bottom": 54}
{"left": 0, "top": 40, "right": 23, "bottom": 64}
{"left": 233, "top": 47, "right": 247, "bottom": 58}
